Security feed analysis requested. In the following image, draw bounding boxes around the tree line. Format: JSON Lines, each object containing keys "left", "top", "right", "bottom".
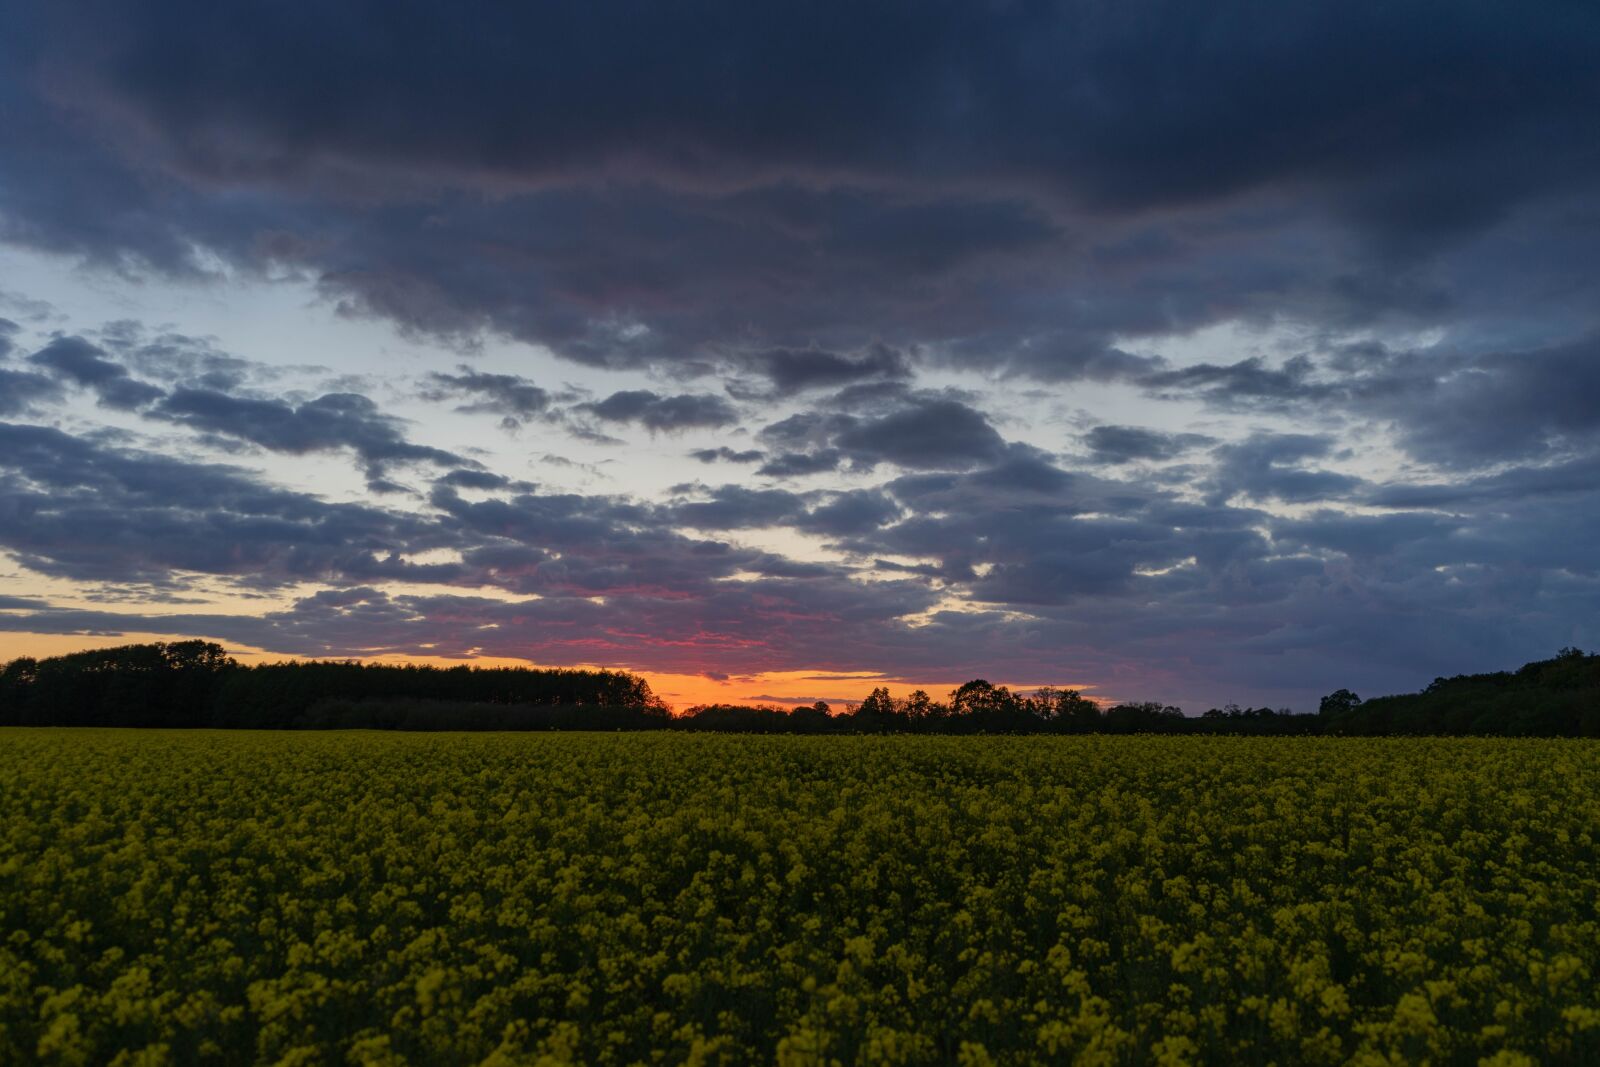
{"left": 675, "top": 682, "right": 1322, "bottom": 735}
{"left": 0, "top": 642, "right": 669, "bottom": 730}
{"left": 2, "top": 642, "right": 1596, "bottom": 735}
{"left": 682, "top": 650, "right": 1599, "bottom": 736}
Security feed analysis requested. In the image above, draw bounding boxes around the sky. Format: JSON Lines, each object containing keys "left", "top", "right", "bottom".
{"left": 1, "top": 1, "right": 1598, "bottom": 712}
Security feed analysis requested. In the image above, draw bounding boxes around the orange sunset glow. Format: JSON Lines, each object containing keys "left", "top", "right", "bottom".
{"left": 0, "top": 631, "right": 1105, "bottom": 713}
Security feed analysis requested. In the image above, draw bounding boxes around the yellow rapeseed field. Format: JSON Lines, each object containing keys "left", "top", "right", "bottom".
{"left": 1, "top": 731, "right": 1597, "bottom": 1065}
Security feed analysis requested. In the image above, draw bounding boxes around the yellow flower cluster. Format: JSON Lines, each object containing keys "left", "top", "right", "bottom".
{"left": 2, "top": 731, "right": 1597, "bottom": 1065}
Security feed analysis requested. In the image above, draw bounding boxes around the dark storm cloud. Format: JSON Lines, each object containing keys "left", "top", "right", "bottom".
{"left": 758, "top": 412, "right": 859, "bottom": 452}
{"left": 750, "top": 397, "right": 1011, "bottom": 473}
{"left": 3, "top": 2, "right": 1595, "bottom": 385}
{"left": 757, "top": 450, "right": 844, "bottom": 478}
{"left": 667, "top": 486, "right": 807, "bottom": 531}
{"left": 28, "top": 336, "right": 126, "bottom": 384}
{"left": 153, "top": 387, "right": 467, "bottom": 484}
{"left": 19, "top": 3, "right": 1597, "bottom": 214}
{"left": 756, "top": 344, "right": 911, "bottom": 395}
{"left": 436, "top": 469, "right": 513, "bottom": 491}
{"left": 27, "top": 335, "right": 165, "bottom": 410}
{"left": 797, "top": 490, "right": 901, "bottom": 537}
{"left": 835, "top": 399, "right": 1008, "bottom": 470}
{"left": 1084, "top": 425, "right": 1214, "bottom": 465}
{"left": 581, "top": 390, "right": 738, "bottom": 432}
{"left": 689, "top": 446, "right": 765, "bottom": 465}
{"left": 290, "top": 187, "right": 1066, "bottom": 374}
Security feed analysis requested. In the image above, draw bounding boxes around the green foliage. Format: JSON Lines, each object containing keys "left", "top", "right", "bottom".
{"left": 2, "top": 732, "right": 1598, "bottom": 1064}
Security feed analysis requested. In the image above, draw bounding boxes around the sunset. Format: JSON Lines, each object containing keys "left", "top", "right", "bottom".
{"left": 3, "top": 3, "right": 1599, "bottom": 1063}
{"left": 3, "top": 3, "right": 1597, "bottom": 712}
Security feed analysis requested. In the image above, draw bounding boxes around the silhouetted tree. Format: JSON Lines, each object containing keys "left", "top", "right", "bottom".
{"left": 1319, "top": 689, "right": 1362, "bottom": 716}
{"left": 950, "top": 679, "right": 997, "bottom": 716}
{"left": 848, "top": 687, "right": 904, "bottom": 732}
{"left": 902, "top": 689, "right": 936, "bottom": 729}
{"left": 788, "top": 702, "right": 835, "bottom": 732}
{"left": 1039, "top": 687, "right": 1101, "bottom": 733}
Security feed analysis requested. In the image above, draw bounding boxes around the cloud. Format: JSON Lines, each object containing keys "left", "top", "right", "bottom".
{"left": 1207, "top": 433, "right": 1363, "bottom": 506}
{"left": 4, "top": 2, "right": 1595, "bottom": 387}
{"left": 153, "top": 387, "right": 467, "bottom": 485}
{"left": 0, "top": 368, "right": 62, "bottom": 415}
{"left": 27, "top": 335, "right": 165, "bottom": 409}
{"left": 750, "top": 397, "right": 1012, "bottom": 474}
{"left": 835, "top": 399, "right": 1008, "bottom": 470}
{"left": 422, "top": 367, "right": 551, "bottom": 425}
{"left": 756, "top": 343, "right": 911, "bottom": 395}
{"left": 1384, "top": 334, "right": 1600, "bottom": 469}
{"left": 757, "top": 450, "right": 844, "bottom": 478}
{"left": 689, "top": 446, "right": 765, "bottom": 465}
{"left": 0, "top": 421, "right": 445, "bottom": 587}
{"left": 0, "top": 289, "right": 58, "bottom": 323}
{"left": 1273, "top": 510, "right": 1463, "bottom": 562}
{"left": 99, "top": 322, "right": 295, "bottom": 392}
{"left": 581, "top": 390, "right": 738, "bottom": 432}
{"left": 1364, "top": 453, "right": 1600, "bottom": 510}
{"left": 1084, "top": 425, "right": 1214, "bottom": 464}
{"left": 436, "top": 468, "right": 512, "bottom": 491}
{"left": 1130, "top": 332, "right": 1600, "bottom": 474}
{"left": 759, "top": 411, "right": 859, "bottom": 451}
{"left": 5, "top": 412, "right": 1600, "bottom": 711}
{"left": 1140, "top": 356, "right": 1336, "bottom": 412}
{"left": 668, "top": 486, "right": 806, "bottom": 531}
{"left": 797, "top": 490, "right": 901, "bottom": 537}
{"left": 21, "top": 4, "right": 1598, "bottom": 214}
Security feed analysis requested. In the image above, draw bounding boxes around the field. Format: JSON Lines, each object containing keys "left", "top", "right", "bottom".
{"left": 2, "top": 732, "right": 1598, "bottom": 1065}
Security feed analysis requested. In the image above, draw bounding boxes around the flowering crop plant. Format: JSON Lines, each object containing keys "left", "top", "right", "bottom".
{"left": 2, "top": 731, "right": 1597, "bottom": 1065}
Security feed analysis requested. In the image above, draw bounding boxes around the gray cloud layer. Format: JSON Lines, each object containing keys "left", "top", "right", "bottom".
{"left": 1, "top": 3, "right": 1598, "bottom": 706}
{"left": 4, "top": 3, "right": 1596, "bottom": 379}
